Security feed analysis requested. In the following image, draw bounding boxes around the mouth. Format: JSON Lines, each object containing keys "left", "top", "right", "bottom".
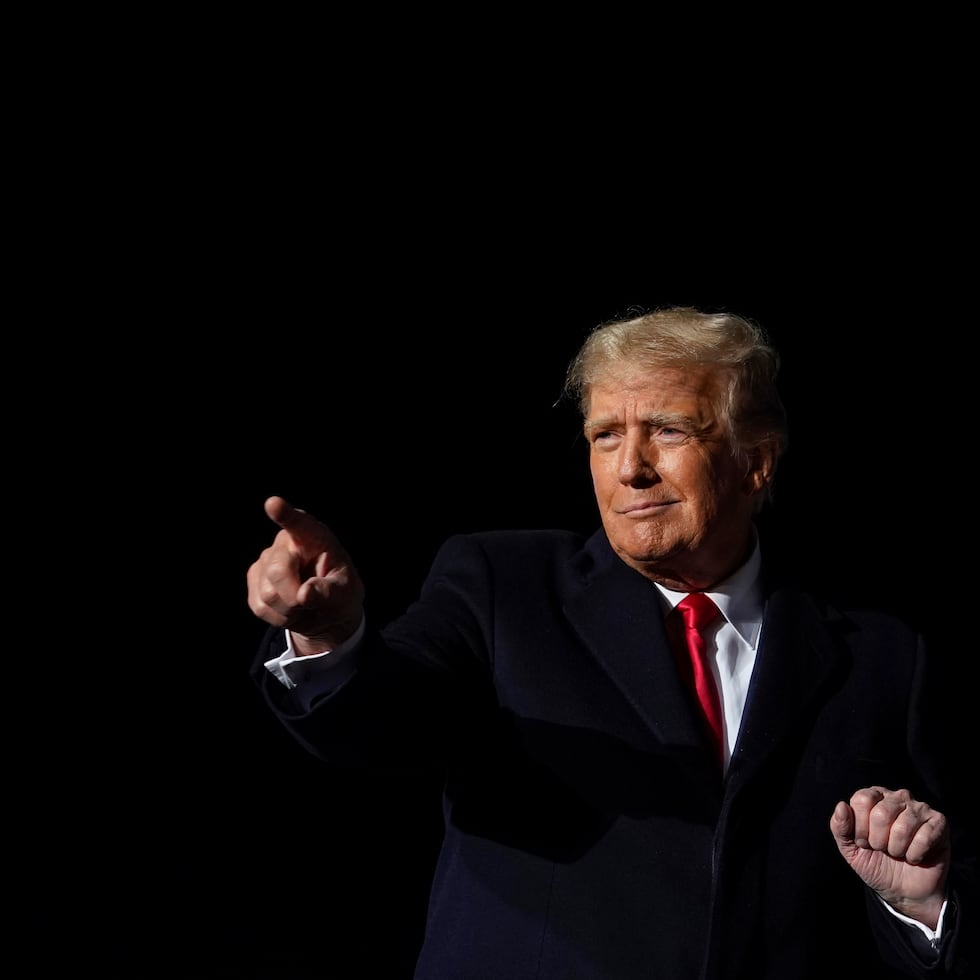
{"left": 617, "top": 500, "right": 676, "bottom": 518}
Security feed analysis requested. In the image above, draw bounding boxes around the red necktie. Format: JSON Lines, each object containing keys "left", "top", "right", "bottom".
{"left": 675, "top": 593, "right": 724, "bottom": 765}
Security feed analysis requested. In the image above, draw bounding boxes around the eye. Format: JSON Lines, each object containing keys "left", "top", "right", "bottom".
{"left": 655, "top": 426, "right": 689, "bottom": 443}
{"left": 589, "top": 428, "right": 620, "bottom": 448}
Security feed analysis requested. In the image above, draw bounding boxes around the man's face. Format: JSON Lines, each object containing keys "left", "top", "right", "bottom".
{"left": 585, "top": 364, "right": 764, "bottom": 590}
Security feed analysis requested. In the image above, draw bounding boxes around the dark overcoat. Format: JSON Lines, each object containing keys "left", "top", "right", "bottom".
{"left": 253, "top": 528, "right": 974, "bottom": 979}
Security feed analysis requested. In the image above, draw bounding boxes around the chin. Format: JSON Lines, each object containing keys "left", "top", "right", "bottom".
{"left": 612, "top": 535, "right": 675, "bottom": 566}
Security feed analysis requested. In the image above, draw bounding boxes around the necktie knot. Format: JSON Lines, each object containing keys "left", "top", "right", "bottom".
{"left": 677, "top": 592, "right": 720, "bottom": 632}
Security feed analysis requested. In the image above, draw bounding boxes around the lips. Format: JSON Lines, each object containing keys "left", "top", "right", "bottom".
{"left": 618, "top": 500, "right": 675, "bottom": 516}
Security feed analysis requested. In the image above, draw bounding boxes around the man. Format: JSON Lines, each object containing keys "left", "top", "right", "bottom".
{"left": 246, "top": 306, "right": 973, "bottom": 978}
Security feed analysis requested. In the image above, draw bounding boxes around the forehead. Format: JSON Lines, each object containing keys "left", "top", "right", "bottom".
{"left": 586, "top": 365, "right": 720, "bottom": 418}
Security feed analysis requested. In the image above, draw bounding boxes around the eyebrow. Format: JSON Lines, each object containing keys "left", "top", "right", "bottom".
{"left": 583, "top": 411, "right": 697, "bottom": 436}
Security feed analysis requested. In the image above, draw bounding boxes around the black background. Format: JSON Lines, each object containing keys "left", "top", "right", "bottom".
{"left": 23, "top": 97, "right": 975, "bottom": 977}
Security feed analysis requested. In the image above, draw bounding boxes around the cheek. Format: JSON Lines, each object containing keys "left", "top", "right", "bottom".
{"left": 589, "top": 454, "right": 611, "bottom": 491}
{"left": 658, "top": 455, "right": 706, "bottom": 492}
{"left": 663, "top": 459, "right": 729, "bottom": 517}
{"left": 590, "top": 455, "right": 626, "bottom": 503}
{"left": 678, "top": 450, "right": 733, "bottom": 488}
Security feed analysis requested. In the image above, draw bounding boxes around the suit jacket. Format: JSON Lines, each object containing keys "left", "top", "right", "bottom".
{"left": 253, "top": 527, "right": 975, "bottom": 979}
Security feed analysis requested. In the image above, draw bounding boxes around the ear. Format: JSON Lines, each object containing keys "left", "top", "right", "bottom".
{"left": 742, "top": 443, "right": 778, "bottom": 496}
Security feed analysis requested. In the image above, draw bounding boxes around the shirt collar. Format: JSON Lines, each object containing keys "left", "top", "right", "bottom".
{"left": 653, "top": 533, "right": 765, "bottom": 648}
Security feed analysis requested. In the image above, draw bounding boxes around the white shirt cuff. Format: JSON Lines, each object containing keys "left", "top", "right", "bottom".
{"left": 263, "top": 614, "right": 366, "bottom": 690}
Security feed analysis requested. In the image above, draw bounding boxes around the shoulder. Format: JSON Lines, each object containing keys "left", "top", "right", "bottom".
{"left": 422, "top": 528, "right": 632, "bottom": 606}
{"left": 765, "top": 586, "right": 926, "bottom": 682}
{"left": 433, "top": 528, "right": 590, "bottom": 568}
{"left": 768, "top": 585, "right": 922, "bottom": 635}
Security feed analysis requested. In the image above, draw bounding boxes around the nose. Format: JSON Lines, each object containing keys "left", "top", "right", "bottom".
{"left": 618, "top": 435, "right": 657, "bottom": 486}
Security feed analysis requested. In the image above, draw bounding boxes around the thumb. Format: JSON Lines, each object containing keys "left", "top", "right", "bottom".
{"left": 829, "top": 800, "right": 856, "bottom": 854}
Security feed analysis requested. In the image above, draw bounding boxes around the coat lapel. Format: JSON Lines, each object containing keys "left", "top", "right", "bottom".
{"left": 562, "top": 530, "right": 707, "bottom": 751}
{"left": 725, "top": 587, "right": 849, "bottom": 790}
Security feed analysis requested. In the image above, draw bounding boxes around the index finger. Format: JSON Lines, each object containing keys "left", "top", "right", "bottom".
{"left": 264, "top": 494, "right": 307, "bottom": 530}
{"left": 262, "top": 494, "right": 336, "bottom": 555}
